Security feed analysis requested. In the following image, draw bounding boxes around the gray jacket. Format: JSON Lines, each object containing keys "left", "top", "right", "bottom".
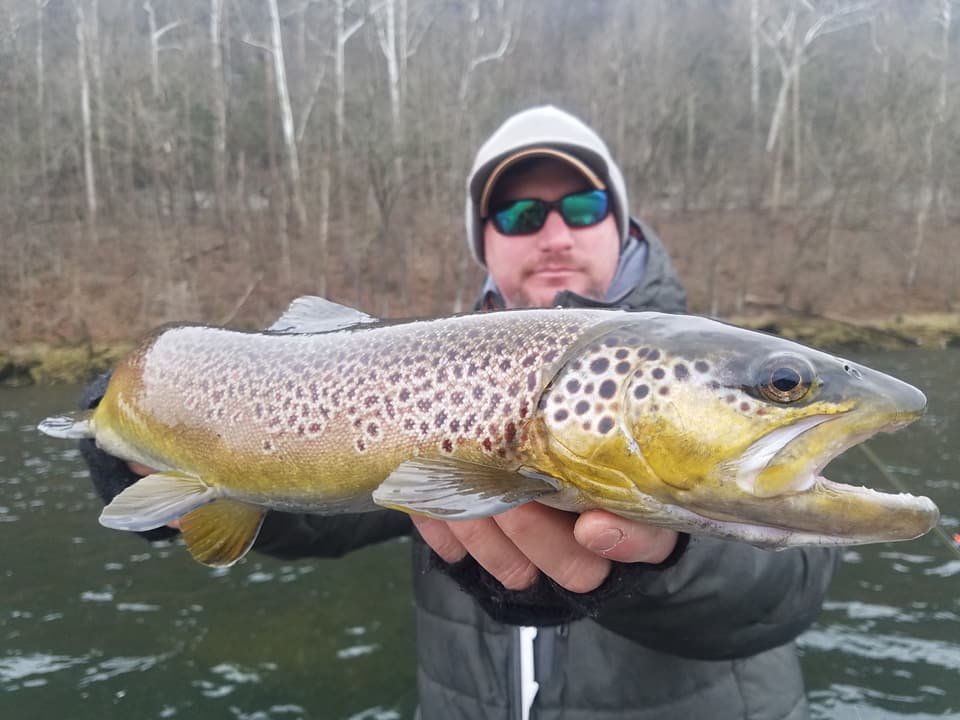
{"left": 254, "top": 220, "right": 839, "bottom": 719}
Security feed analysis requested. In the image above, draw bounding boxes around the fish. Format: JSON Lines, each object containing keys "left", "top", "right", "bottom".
{"left": 38, "top": 296, "right": 940, "bottom": 567}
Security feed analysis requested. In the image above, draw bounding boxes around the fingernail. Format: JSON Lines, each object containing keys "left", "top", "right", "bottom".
{"left": 587, "top": 528, "right": 624, "bottom": 555}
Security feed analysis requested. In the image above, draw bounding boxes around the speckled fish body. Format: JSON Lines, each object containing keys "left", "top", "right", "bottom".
{"left": 39, "top": 297, "right": 940, "bottom": 566}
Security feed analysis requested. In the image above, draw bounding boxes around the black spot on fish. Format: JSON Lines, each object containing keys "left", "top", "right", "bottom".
{"left": 399, "top": 388, "right": 411, "bottom": 402}
{"left": 500, "top": 359, "right": 512, "bottom": 371}
{"left": 584, "top": 382, "right": 595, "bottom": 394}
{"left": 590, "top": 357, "right": 610, "bottom": 374}
{"left": 367, "top": 423, "right": 379, "bottom": 436}
{"left": 418, "top": 399, "right": 432, "bottom": 412}
{"left": 554, "top": 409, "right": 569, "bottom": 422}
{"left": 647, "top": 350, "right": 661, "bottom": 361}
{"left": 603, "top": 336, "right": 622, "bottom": 347}
{"left": 652, "top": 368, "right": 665, "bottom": 380}
{"left": 616, "top": 361, "right": 631, "bottom": 375}
{"left": 508, "top": 381, "right": 521, "bottom": 397}
{"left": 659, "top": 386, "right": 670, "bottom": 396}
{"left": 582, "top": 420, "right": 592, "bottom": 431}
{"left": 451, "top": 391, "right": 465, "bottom": 406}
{"left": 633, "top": 385, "right": 649, "bottom": 400}
{"left": 473, "top": 386, "right": 485, "bottom": 400}
{"left": 740, "top": 402, "right": 751, "bottom": 412}
{"left": 356, "top": 438, "right": 366, "bottom": 452}
{"left": 599, "top": 379, "right": 617, "bottom": 399}
{"left": 674, "top": 364, "right": 689, "bottom": 381}
{"left": 543, "top": 349, "right": 559, "bottom": 363}
{"left": 449, "top": 419, "right": 460, "bottom": 433}
{"left": 597, "top": 416, "right": 614, "bottom": 434}
{"left": 527, "top": 372, "right": 538, "bottom": 392}
{"left": 695, "top": 360, "right": 710, "bottom": 373}
{"left": 615, "top": 348, "right": 629, "bottom": 360}
{"left": 566, "top": 379, "right": 581, "bottom": 394}
{"left": 575, "top": 400, "right": 590, "bottom": 415}
{"left": 522, "top": 353, "right": 538, "bottom": 368}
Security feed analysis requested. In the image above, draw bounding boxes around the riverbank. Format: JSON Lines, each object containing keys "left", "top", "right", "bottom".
{"left": 2, "top": 312, "right": 957, "bottom": 388}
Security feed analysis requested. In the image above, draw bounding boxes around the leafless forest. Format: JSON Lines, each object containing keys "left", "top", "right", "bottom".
{"left": 1, "top": 0, "right": 958, "bottom": 345}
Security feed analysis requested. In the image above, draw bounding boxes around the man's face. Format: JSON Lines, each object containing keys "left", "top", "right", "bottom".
{"left": 483, "top": 159, "right": 620, "bottom": 309}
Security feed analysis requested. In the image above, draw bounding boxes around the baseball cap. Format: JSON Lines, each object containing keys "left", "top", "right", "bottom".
{"left": 465, "top": 105, "right": 629, "bottom": 266}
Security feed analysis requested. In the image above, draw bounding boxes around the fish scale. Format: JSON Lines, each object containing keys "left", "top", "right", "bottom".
{"left": 37, "top": 296, "right": 940, "bottom": 567}
{"left": 113, "top": 308, "right": 617, "bottom": 503}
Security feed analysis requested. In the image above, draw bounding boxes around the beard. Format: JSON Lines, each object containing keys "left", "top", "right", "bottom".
{"left": 506, "top": 272, "right": 609, "bottom": 309}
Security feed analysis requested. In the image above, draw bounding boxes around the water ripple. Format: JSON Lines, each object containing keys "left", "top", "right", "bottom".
{"left": 0, "top": 652, "right": 88, "bottom": 684}
{"left": 800, "top": 627, "right": 960, "bottom": 670}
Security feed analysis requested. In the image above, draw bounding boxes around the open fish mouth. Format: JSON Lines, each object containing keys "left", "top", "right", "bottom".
{"left": 680, "top": 413, "right": 941, "bottom": 548}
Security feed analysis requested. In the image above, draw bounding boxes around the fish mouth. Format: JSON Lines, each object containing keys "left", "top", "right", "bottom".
{"left": 689, "top": 410, "right": 940, "bottom": 547}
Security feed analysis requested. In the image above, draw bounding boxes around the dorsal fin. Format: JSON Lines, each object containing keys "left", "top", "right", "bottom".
{"left": 267, "top": 295, "right": 378, "bottom": 334}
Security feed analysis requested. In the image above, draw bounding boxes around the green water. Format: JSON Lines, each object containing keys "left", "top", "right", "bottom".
{"left": 1, "top": 350, "right": 958, "bottom": 719}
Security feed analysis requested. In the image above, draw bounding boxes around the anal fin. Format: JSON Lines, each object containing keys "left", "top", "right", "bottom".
{"left": 179, "top": 500, "right": 267, "bottom": 567}
{"left": 372, "top": 456, "right": 560, "bottom": 519}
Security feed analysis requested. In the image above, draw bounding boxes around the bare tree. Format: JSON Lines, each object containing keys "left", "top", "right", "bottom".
{"left": 74, "top": 0, "right": 97, "bottom": 242}
{"left": 906, "top": 0, "right": 953, "bottom": 289}
{"left": 210, "top": 0, "right": 229, "bottom": 229}
{"left": 267, "top": 0, "right": 308, "bottom": 237}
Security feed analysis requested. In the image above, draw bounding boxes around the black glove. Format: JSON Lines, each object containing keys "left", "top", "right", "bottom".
{"left": 78, "top": 371, "right": 179, "bottom": 542}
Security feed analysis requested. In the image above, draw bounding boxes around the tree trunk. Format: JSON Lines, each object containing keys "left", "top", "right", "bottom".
{"left": 36, "top": 0, "right": 50, "bottom": 223}
{"left": 906, "top": 0, "right": 951, "bottom": 289}
{"left": 76, "top": 0, "right": 98, "bottom": 243}
{"left": 267, "top": 0, "right": 308, "bottom": 237}
{"left": 211, "top": 0, "right": 229, "bottom": 230}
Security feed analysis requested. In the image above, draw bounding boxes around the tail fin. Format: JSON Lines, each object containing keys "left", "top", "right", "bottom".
{"left": 38, "top": 411, "right": 94, "bottom": 440}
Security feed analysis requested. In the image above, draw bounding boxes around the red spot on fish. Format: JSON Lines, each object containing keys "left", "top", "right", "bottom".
{"left": 504, "top": 422, "right": 517, "bottom": 444}
{"left": 442, "top": 439, "right": 454, "bottom": 453}
{"left": 483, "top": 438, "right": 492, "bottom": 451}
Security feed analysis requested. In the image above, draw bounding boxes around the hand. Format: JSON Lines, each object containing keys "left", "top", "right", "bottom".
{"left": 412, "top": 505, "right": 678, "bottom": 594}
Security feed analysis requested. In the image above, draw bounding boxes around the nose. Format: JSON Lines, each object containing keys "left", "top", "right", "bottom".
{"left": 536, "top": 209, "right": 574, "bottom": 252}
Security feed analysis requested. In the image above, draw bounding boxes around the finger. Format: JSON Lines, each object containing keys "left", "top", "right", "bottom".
{"left": 574, "top": 510, "right": 678, "bottom": 564}
{"left": 447, "top": 517, "right": 539, "bottom": 591}
{"left": 411, "top": 516, "right": 467, "bottom": 564}
{"left": 495, "top": 504, "right": 612, "bottom": 594}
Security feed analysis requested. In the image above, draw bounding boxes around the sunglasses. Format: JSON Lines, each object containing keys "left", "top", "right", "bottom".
{"left": 489, "top": 189, "right": 610, "bottom": 236}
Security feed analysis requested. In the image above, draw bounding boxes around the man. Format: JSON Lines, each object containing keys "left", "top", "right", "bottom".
{"left": 80, "top": 106, "right": 837, "bottom": 720}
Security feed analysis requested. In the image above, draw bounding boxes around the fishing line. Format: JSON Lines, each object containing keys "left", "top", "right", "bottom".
{"left": 857, "top": 443, "right": 960, "bottom": 560}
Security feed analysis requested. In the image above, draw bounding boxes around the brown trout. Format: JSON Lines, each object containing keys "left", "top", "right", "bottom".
{"left": 39, "top": 296, "right": 939, "bottom": 566}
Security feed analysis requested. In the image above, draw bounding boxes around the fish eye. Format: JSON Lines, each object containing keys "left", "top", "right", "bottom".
{"left": 757, "top": 356, "right": 813, "bottom": 404}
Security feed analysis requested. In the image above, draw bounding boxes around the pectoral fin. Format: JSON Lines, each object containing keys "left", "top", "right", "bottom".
{"left": 100, "top": 472, "right": 216, "bottom": 531}
{"left": 372, "top": 457, "right": 560, "bottom": 519}
{"left": 179, "top": 500, "right": 267, "bottom": 567}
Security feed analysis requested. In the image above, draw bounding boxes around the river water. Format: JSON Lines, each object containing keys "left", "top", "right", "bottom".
{"left": 1, "top": 350, "right": 957, "bottom": 719}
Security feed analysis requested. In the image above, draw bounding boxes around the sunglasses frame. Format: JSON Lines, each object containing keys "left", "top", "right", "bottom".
{"left": 488, "top": 188, "right": 610, "bottom": 236}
